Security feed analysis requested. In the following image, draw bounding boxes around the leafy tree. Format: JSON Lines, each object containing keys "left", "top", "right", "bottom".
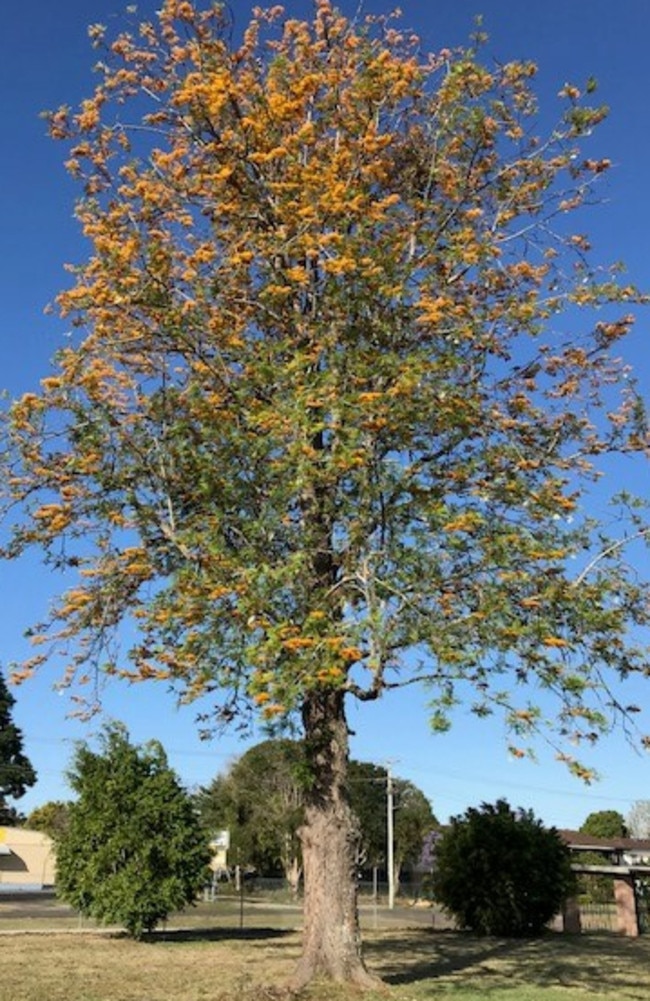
{"left": 26, "top": 800, "right": 71, "bottom": 841}
{"left": 197, "top": 738, "right": 306, "bottom": 893}
{"left": 347, "top": 760, "right": 388, "bottom": 868}
{"left": 197, "top": 740, "right": 435, "bottom": 892}
{"left": 577, "top": 810, "right": 627, "bottom": 903}
{"left": 348, "top": 762, "right": 437, "bottom": 882}
{"left": 580, "top": 810, "right": 628, "bottom": 839}
{"left": 55, "top": 724, "right": 210, "bottom": 938}
{"left": 432, "top": 799, "right": 575, "bottom": 936}
{"left": 0, "top": 670, "right": 36, "bottom": 826}
{"left": 393, "top": 781, "right": 438, "bottom": 883}
{"left": 1, "top": 0, "right": 648, "bottom": 985}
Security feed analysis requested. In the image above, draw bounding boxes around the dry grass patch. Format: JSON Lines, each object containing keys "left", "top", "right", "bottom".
{"left": 1, "top": 927, "right": 650, "bottom": 1001}
{"left": 0, "top": 928, "right": 300, "bottom": 1001}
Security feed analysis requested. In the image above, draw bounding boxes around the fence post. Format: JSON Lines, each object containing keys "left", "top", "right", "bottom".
{"left": 562, "top": 897, "right": 582, "bottom": 934}
{"left": 614, "top": 876, "right": 639, "bottom": 937}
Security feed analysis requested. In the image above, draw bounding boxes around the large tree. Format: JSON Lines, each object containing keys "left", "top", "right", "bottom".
{"left": 0, "top": 670, "right": 36, "bottom": 826}
{"left": 197, "top": 738, "right": 306, "bottom": 892}
{"left": 196, "top": 740, "right": 436, "bottom": 892}
{"left": 1, "top": 0, "right": 648, "bottom": 986}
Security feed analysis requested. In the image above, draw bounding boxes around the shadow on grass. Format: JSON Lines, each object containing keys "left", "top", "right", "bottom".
{"left": 368, "top": 931, "right": 523, "bottom": 986}
{"left": 142, "top": 926, "right": 294, "bottom": 945}
{"left": 364, "top": 928, "right": 650, "bottom": 998}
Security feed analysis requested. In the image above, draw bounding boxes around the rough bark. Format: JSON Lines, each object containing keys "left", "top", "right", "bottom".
{"left": 291, "top": 689, "right": 381, "bottom": 989}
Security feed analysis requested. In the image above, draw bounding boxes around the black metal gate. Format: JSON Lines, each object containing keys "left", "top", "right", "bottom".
{"left": 634, "top": 878, "right": 650, "bottom": 934}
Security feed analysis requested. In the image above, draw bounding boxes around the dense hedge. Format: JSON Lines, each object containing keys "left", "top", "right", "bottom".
{"left": 432, "top": 799, "right": 575, "bottom": 936}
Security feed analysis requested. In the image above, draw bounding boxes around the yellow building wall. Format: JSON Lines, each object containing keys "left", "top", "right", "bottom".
{"left": 0, "top": 827, "right": 56, "bottom": 888}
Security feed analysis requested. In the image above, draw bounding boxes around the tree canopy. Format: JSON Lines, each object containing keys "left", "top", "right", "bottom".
{"left": 197, "top": 738, "right": 306, "bottom": 892}
{"left": 347, "top": 760, "right": 437, "bottom": 879}
{"left": 1, "top": 0, "right": 648, "bottom": 984}
{"left": 3, "top": 1, "right": 648, "bottom": 763}
{"left": 196, "top": 739, "right": 436, "bottom": 890}
{"left": 0, "top": 670, "right": 36, "bottom": 826}
{"left": 55, "top": 723, "right": 210, "bottom": 938}
{"left": 580, "top": 810, "right": 628, "bottom": 839}
{"left": 26, "top": 801, "right": 71, "bottom": 841}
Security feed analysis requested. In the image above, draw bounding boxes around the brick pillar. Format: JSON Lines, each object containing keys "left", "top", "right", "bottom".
{"left": 613, "top": 876, "right": 639, "bottom": 937}
{"left": 562, "top": 897, "right": 582, "bottom": 934}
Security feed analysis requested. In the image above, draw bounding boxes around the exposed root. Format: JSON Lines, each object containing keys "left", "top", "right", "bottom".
{"left": 287, "top": 957, "right": 386, "bottom": 993}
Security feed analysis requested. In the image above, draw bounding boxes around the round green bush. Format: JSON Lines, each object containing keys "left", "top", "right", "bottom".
{"left": 431, "top": 798, "right": 575, "bottom": 936}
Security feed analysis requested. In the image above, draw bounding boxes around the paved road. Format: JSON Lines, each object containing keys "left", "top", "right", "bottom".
{"left": 0, "top": 890, "right": 449, "bottom": 929}
{"left": 0, "top": 890, "right": 71, "bottom": 921}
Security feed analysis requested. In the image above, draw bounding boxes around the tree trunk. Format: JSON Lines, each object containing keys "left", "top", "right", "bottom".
{"left": 284, "top": 852, "right": 302, "bottom": 898}
{"left": 291, "top": 688, "right": 381, "bottom": 989}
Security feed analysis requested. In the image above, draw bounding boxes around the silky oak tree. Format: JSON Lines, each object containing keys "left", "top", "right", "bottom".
{"left": 2, "top": 0, "right": 649, "bottom": 985}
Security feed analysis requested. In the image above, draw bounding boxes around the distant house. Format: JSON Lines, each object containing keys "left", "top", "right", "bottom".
{"left": 558, "top": 829, "right": 650, "bottom": 867}
{"left": 208, "top": 829, "right": 231, "bottom": 881}
{"left": 0, "top": 827, "right": 56, "bottom": 890}
{"left": 557, "top": 829, "right": 650, "bottom": 937}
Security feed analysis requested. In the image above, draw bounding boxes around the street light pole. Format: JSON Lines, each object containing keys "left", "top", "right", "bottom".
{"left": 387, "top": 766, "right": 395, "bottom": 910}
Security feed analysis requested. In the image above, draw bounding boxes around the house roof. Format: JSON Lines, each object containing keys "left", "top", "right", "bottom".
{"left": 558, "top": 829, "right": 650, "bottom": 853}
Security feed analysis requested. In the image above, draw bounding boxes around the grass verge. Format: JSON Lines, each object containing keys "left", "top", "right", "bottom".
{"left": 0, "top": 925, "right": 649, "bottom": 1001}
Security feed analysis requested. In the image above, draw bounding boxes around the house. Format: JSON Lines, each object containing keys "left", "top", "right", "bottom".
{"left": 557, "top": 829, "right": 650, "bottom": 937}
{"left": 558, "top": 829, "right": 650, "bottom": 867}
{"left": 0, "top": 827, "right": 56, "bottom": 890}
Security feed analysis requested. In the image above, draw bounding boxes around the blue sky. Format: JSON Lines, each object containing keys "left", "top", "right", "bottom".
{"left": 2, "top": 0, "right": 650, "bottom": 832}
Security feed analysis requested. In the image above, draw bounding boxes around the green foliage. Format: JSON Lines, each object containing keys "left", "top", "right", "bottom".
{"left": 432, "top": 799, "right": 575, "bottom": 936}
{"left": 577, "top": 868, "right": 614, "bottom": 906}
{"left": 55, "top": 724, "right": 210, "bottom": 938}
{"left": 196, "top": 739, "right": 305, "bottom": 882}
{"left": 580, "top": 810, "right": 628, "bottom": 839}
{"left": 0, "top": 670, "right": 36, "bottom": 826}
{"left": 347, "top": 760, "right": 387, "bottom": 866}
{"left": 26, "top": 800, "right": 70, "bottom": 841}
{"left": 577, "top": 810, "right": 627, "bottom": 904}
{"left": 196, "top": 740, "right": 436, "bottom": 881}
{"left": 348, "top": 762, "right": 437, "bottom": 876}
{"left": 393, "top": 782, "right": 438, "bottom": 877}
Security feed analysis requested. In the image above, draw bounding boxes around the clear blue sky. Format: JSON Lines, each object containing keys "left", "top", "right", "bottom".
{"left": 2, "top": 0, "right": 650, "bottom": 831}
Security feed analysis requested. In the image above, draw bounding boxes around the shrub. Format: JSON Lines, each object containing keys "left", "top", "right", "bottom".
{"left": 431, "top": 798, "right": 575, "bottom": 936}
{"left": 55, "top": 724, "right": 211, "bottom": 938}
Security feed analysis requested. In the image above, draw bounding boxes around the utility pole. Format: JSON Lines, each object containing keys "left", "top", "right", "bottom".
{"left": 387, "top": 765, "right": 395, "bottom": 910}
